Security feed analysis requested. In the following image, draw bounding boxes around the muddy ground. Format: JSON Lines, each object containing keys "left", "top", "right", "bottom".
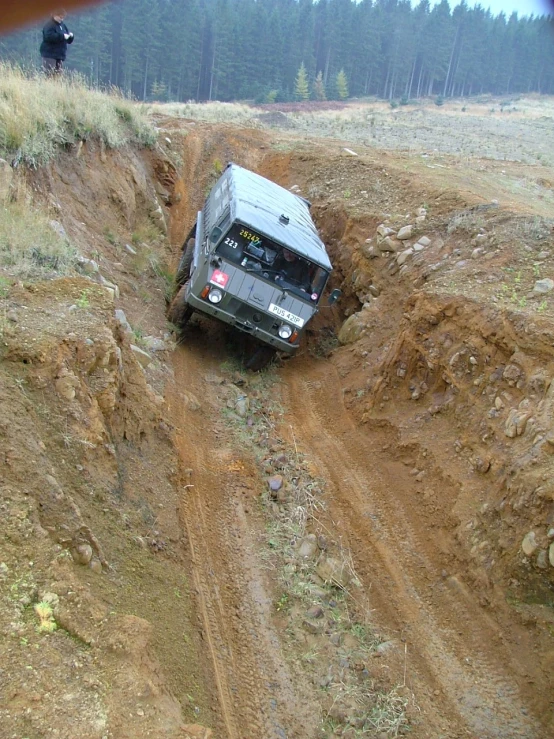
{"left": 1, "top": 109, "right": 553, "bottom": 739}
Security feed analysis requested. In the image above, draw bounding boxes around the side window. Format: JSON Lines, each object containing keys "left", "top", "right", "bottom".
{"left": 217, "top": 225, "right": 244, "bottom": 264}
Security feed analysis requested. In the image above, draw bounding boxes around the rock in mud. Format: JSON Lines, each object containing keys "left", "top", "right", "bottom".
{"left": 473, "top": 457, "right": 491, "bottom": 474}
{"left": 376, "top": 224, "right": 395, "bottom": 237}
{"left": 379, "top": 236, "right": 400, "bottom": 252}
{"left": 503, "top": 364, "right": 523, "bottom": 386}
{"left": 99, "top": 275, "right": 120, "bottom": 299}
{"left": 235, "top": 395, "right": 250, "bottom": 417}
{"left": 72, "top": 543, "right": 93, "bottom": 566}
{"left": 505, "top": 408, "right": 531, "bottom": 438}
{"left": 76, "top": 256, "right": 100, "bottom": 275}
{"left": 549, "top": 542, "right": 554, "bottom": 567}
{"left": 397, "top": 225, "right": 413, "bottom": 240}
{"left": 361, "top": 242, "right": 381, "bottom": 259}
{"left": 142, "top": 336, "right": 167, "bottom": 352}
{"left": 533, "top": 278, "right": 554, "bottom": 293}
{"left": 338, "top": 313, "right": 366, "bottom": 345}
{"left": 55, "top": 370, "right": 80, "bottom": 401}
{"left": 302, "top": 619, "right": 323, "bottom": 634}
{"left": 521, "top": 531, "right": 538, "bottom": 557}
{"left": 397, "top": 248, "right": 413, "bottom": 266}
{"left": 268, "top": 475, "right": 284, "bottom": 493}
{"left": 115, "top": 309, "right": 133, "bottom": 336}
{"left": 297, "top": 534, "right": 318, "bottom": 559}
{"left": 130, "top": 344, "right": 153, "bottom": 367}
{"left": 306, "top": 605, "right": 324, "bottom": 619}
{"left": 316, "top": 557, "right": 352, "bottom": 588}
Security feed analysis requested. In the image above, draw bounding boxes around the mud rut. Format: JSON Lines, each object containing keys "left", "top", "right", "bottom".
{"left": 161, "top": 131, "right": 546, "bottom": 738}
{"left": 169, "top": 337, "right": 318, "bottom": 739}
{"left": 166, "top": 328, "right": 541, "bottom": 739}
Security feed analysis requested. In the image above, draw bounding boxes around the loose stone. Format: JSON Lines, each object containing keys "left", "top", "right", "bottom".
{"left": 521, "top": 531, "right": 538, "bottom": 557}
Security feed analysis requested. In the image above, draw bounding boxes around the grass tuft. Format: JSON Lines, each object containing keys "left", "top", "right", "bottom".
{"left": 0, "top": 199, "right": 76, "bottom": 277}
{"left": 0, "top": 63, "right": 156, "bottom": 167}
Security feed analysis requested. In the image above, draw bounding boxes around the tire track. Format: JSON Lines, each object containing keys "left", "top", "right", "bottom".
{"left": 170, "top": 342, "right": 319, "bottom": 739}
{"left": 283, "top": 359, "right": 542, "bottom": 739}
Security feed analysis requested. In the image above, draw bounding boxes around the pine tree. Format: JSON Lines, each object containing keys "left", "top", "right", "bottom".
{"left": 335, "top": 68, "right": 349, "bottom": 99}
{"left": 0, "top": 0, "right": 552, "bottom": 101}
{"left": 313, "top": 71, "right": 326, "bottom": 100}
{"left": 294, "top": 62, "right": 310, "bottom": 100}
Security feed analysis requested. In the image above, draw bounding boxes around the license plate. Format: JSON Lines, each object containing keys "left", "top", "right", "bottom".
{"left": 268, "top": 303, "right": 304, "bottom": 327}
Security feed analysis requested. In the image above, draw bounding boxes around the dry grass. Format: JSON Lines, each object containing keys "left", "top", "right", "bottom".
{"left": 0, "top": 63, "right": 156, "bottom": 167}
{"left": 0, "top": 197, "right": 76, "bottom": 277}
{"left": 149, "top": 100, "right": 261, "bottom": 125}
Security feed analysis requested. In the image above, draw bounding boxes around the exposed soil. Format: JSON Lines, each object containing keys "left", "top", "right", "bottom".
{"left": 1, "top": 109, "right": 553, "bottom": 739}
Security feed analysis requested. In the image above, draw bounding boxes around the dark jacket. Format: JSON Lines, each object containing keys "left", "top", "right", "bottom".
{"left": 40, "top": 18, "right": 73, "bottom": 61}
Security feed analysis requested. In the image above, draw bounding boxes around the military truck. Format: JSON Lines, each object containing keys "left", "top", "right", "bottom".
{"left": 168, "top": 163, "right": 340, "bottom": 370}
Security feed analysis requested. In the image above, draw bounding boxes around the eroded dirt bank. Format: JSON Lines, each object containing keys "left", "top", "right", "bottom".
{"left": 1, "top": 120, "right": 553, "bottom": 739}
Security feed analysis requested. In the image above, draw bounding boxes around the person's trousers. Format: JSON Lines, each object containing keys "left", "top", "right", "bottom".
{"left": 42, "top": 57, "right": 63, "bottom": 75}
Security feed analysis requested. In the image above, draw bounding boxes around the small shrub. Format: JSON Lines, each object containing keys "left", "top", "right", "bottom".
{"left": 76, "top": 290, "right": 90, "bottom": 309}
{"left": 435, "top": 95, "right": 444, "bottom": 106}
{"left": 34, "top": 601, "right": 57, "bottom": 633}
{"left": 103, "top": 227, "right": 118, "bottom": 245}
{"left": 390, "top": 100, "right": 399, "bottom": 109}
{"left": 0, "top": 275, "right": 10, "bottom": 297}
{"left": 0, "top": 200, "right": 76, "bottom": 277}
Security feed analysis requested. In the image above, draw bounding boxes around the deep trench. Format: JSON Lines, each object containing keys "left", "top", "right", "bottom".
{"left": 158, "top": 138, "right": 553, "bottom": 738}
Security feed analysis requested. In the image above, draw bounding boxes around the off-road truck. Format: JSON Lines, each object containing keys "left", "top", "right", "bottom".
{"left": 168, "top": 163, "right": 340, "bottom": 370}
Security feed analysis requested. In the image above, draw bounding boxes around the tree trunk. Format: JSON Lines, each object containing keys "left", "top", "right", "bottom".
{"left": 142, "top": 52, "right": 149, "bottom": 101}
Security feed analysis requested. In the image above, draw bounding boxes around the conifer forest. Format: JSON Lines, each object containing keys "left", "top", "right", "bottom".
{"left": 1, "top": 0, "right": 553, "bottom": 103}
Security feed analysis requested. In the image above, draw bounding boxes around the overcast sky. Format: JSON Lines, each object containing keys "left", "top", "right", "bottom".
{"left": 456, "top": 0, "right": 553, "bottom": 15}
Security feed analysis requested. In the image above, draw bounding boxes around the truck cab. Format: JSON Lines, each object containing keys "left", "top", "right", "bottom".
{"left": 168, "top": 163, "right": 338, "bottom": 369}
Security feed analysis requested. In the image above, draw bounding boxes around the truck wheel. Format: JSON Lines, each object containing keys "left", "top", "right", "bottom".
{"left": 167, "top": 285, "right": 194, "bottom": 329}
{"left": 245, "top": 345, "right": 276, "bottom": 372}
{"left": 175, "top": 238, "right": 195, "bottom": 288}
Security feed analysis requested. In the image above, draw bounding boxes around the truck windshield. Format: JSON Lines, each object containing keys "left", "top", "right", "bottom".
{"left": 216, "top": 223, "right": 329, "bottom": 302}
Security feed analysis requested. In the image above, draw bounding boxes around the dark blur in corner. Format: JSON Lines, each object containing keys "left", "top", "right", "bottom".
{"left": 2, "top": 1, "right": 105, "bottom": 34}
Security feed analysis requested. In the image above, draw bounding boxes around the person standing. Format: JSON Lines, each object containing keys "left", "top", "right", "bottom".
{"left": 40, "top": 8, "right": 74, "bottom": 76}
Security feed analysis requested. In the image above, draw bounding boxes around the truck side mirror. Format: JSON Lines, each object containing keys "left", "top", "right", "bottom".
{"left": 327, "top": 288, "right": 342, "bottom": 306}
{"left": 209, "top": 226, "right": 223, "bottom": 244}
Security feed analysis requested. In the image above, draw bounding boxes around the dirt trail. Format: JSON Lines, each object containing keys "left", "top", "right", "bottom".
{"left": 285, "top": 361, "right": 541, "bottom": 739}
{"left": 168, "top": 331, "right": 320, "bottom": 739}
{"left": 282, "top": 357, "right": 542, "bottom": 739}
{"left": 157, "top": 124, "right": 544, "bottom": 739}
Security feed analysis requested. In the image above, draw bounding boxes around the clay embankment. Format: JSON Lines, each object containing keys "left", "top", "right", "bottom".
{"left": 1, "top": 121, "right": 553, "bottom": 739}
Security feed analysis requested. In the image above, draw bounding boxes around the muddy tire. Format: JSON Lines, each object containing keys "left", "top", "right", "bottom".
{"left": 245, "top": 345, "right": 276, "bottom": 372}
{"left": 167, "top": 284, "right": 194, "bottom": 329}
{"left": 175, "top": 238, "right": 195, "bottom": 288}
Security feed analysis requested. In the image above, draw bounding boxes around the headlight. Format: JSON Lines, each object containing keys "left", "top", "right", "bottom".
{"left": 208, "top": 288, "right": 223, "bottom": 304}
{"left": 278, "top": 324, "right": 293, "bottom": 339}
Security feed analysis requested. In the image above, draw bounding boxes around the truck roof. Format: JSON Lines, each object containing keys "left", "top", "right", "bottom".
{"left": 225, "top": 163, "right": 332, "bottom": 271}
